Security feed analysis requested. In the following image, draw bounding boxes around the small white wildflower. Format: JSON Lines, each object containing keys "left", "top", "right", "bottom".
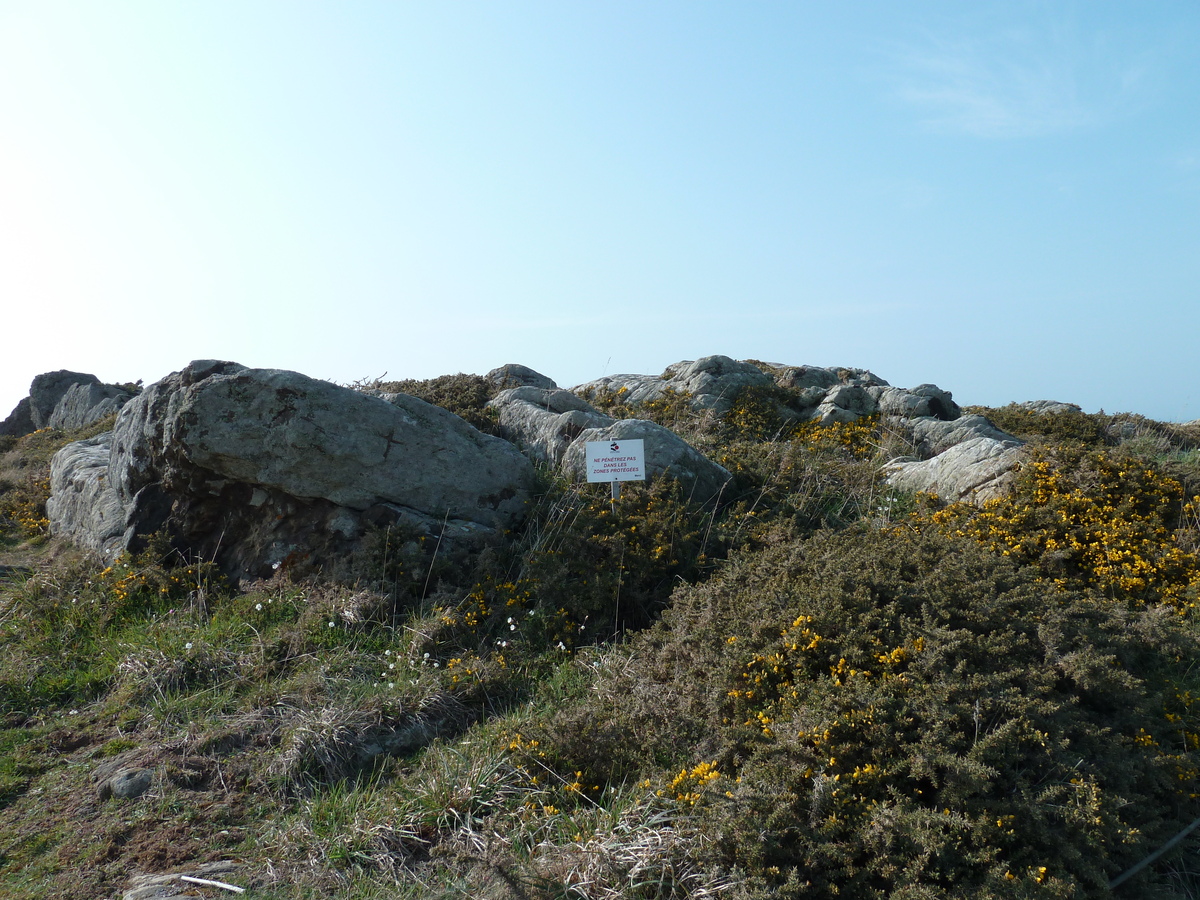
{"left": 272, "top": 561, "right": 281, "bottom": 571}
{"left": 388, "top": 682, "right": 395, "bottom": 689}
{"left": 185, "top": 642, "right": 193, "bottom": 650}
{"left": 432, "top": 661, "right": 439, "bottom": 668}
{"left": 384, "top": 649, "right": 392, "bottom": 656}
{"left": 510, "top": 623, "right": 516, "bottom": 631}
{"left": 388, "top": 663, "right": 395, "bottom": 670}
{"left": 507, "top": 616, "right": 514, "bottom": 624}
{"left": 328, "top": 621, "right": 335, "bottom": 628}
{"left": 423, "top": 652, "right": 430, "bottom": 659}
{"left": 255, "top": 603, "right": 263, "bottom": 611}
{"left": 556, "top": 641, "right": 566, "bottom": 650}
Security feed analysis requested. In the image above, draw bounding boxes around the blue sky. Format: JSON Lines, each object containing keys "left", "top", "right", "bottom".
{"left": 2, "top": 1, "right": 1197, "bottom": 421}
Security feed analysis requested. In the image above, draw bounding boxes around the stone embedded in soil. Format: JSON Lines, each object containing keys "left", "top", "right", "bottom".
{"left": 123, "top": 861, "right": 244, "bottom": 900}
{"left": 98, "top": 766, "right": 155, "bottom": 801}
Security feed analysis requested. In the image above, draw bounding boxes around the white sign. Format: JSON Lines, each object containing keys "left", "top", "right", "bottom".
{"left": 585, "top": 439, "right": 646, "bottom": 483}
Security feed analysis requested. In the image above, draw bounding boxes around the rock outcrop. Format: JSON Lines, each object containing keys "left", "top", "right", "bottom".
{"left": 575, "top": 355, "right": 775, "bottom": 417}
{"left": 518, "top": 355, "right": 1014, "bottom": 506}
{"left": 573, "top": 355, "right": 961, "bottom": 426}
{"left": 1, "top": 370, "right": 135, "bottom": 437}
{"left": 0, "top": 398, "right": 34, "bottom": 438}
{"left": 485, "top": 363, "right": 558, "bottom": 391}
{"left": 886, "top": 436, "right": 1025, "bottom": 504}
{"left": 488, "top": 386, "right": 614, "bottom": 466}
{"left": 45, "top": 432, "right": 127, "bottom": 555}
{"left": 900, "top": 414, "right": 1020, "bottom": 459}
{"left": 47, "top": 381, "right": 134, "bottom": 430}
{"left": 49, "top": 361, "right": 536, "bottom": 578}
{"left": 1018, "top": 400, "right": 1083, "bottom": 415}
{"left": 42, "top": 355, "right": 1034, "bottom": 577}
{"left": 487, "top": 379, "right": 732, "bottom": 503}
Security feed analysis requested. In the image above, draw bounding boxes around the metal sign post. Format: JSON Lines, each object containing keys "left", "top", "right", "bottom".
{"left": 585, "top": 439, "right": 646, "bottom": 513}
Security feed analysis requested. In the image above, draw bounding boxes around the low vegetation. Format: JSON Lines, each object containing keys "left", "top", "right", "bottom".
{"left": 3, "top": 389, "right": 1200, "bottom": 898}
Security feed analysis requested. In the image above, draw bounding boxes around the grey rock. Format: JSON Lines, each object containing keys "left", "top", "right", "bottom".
{"left": 98, "top": 766, "right": 154, "bottom": 800}
{"left": 576, "top": 358, "right": 954, "bottom": 429}
{"left": 112, "top": 361, "right": 533, "bottom": 522}
{"left": 487, "top": 386, "right": 615, "bottom": 465}
{"left": 29, "top": 370, "right": 100, "bottom": 428}
{"left": 1017, "top": 400, "right": 1084, "bottom": 415}
{"left": 47, "top": 381, "right": 134, "bottom": 430}
{"left": 869, "top": 384, "right": 961, "bottom": 421}
{"left": 887, "top": 437, "right": 1025, "bottom": 505}
{"left": 902, "top": 414, "right": 1022, "bottom": 458}
{"left": 575, "top": 354, "right": 774, "bottom": 417}
{"left": 51, "top": 360, "right": 536, "bottom": 579}
{"left": 812, "top": 385, "right": 878, "bottom": 424}
{"left": 489, "top": 386, "right": 733, "bottom": 502}
{"left": 575, "top": 371, "right": 668, "bottom": 406}
{"left": 658, "top": 356, "right": 775, "bottom": 413}
{"left": 46, "top": 432, "right": 126, "bottom": 558}
{"left": 765, "top": 363, "right": 889, "bottom": 391}
{"left": 2, "top": 370, "right": 135, "bottom": 437}
{"left": 563, "top": 418, "right": 732, "bottom": 505}
{"left": 486, "top": 363, "right": 558, "bottom": 390}
{"left": 0, "top": 397, "right": 34, "bottom": 438}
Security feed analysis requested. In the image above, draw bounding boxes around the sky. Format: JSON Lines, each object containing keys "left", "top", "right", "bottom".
{"left": 1, "top": 1, "right": 1198, "bottom": 422}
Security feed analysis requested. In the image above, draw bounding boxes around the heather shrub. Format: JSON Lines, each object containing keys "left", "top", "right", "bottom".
{"left": 526, "top": 527, "right": 1200, "bottom": 897}
{"left": 966, "top": 404, "right": 1113, "bottom": 447}
{"left": 373, "top": 372, "right": 501, "bottom": 435}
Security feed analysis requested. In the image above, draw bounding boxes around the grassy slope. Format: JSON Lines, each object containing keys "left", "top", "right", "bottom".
{"left": 2, "top": 394, "right": 1200, "bottom": 898}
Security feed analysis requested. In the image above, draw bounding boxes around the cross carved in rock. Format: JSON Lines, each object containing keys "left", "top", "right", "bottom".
{"left": 381, "top": 427, "right": 404, "bottom": 461}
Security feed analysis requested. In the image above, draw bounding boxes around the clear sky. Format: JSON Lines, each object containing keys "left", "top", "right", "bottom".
{"left": 2, "top": 1, "right": 1197, "bottom": 422}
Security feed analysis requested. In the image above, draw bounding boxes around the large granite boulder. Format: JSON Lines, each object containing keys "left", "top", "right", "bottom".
{"left": 50, "top": 360, "right": 536, "bottom": 579}
{"left": 29, "top": 370, "right": 101, "bottom": 428}
{"left": 47, "top": 381, "right": 134, "bottom": 430}
{"left": 1, "top": 370, "right": 134, "bottom": 437}
{"left": 485, "top": 364, "right": 557, "bottom": 391}
{"left": 901, "top": 414, "right": 1021, "bottom": 458}
{"left": 487, "top": 386, "right": 614, "bottom": 465}
{"left": 46, "top": 432, "right": 126, "bottom": 557}
{"left": 869, "top": 384, "right": 960, "bottom": 421}
{"left": 886, "top": 437, "right": 1026, "bottom": 505}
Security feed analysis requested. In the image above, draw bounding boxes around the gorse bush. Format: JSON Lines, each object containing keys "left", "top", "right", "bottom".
{"left": 918, "top": 444, "right": 1200, "bottom": 611}
{"left": 967, "top": 404, "right": 1114, "bottom": 447}
{"left": 529, "top": 528, "right": 1200, "bottom": 898}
